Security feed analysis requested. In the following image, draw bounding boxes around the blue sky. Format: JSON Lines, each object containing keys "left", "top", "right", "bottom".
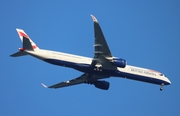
{"left": 1, "top": 0, "right": 180, "bottom": 116}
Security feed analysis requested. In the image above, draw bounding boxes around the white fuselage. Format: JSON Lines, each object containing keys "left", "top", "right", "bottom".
{"left": 25, "top": 49, "right": 171, "bottom": 86}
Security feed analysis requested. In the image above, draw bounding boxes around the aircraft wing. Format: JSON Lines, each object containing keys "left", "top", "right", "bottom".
{"left": 91, "top": 15, "right": 112, "bottom": 57}
{"left": 41, "top": 74, "right": 88, "bottom": 89}
{"left": 91, "top": 15, "right": 115, "bottom": 69}
{"left": 41, "top": 73, "right": 109, "bottom": 89}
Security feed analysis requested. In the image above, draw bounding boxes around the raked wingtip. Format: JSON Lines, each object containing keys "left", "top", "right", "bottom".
{"left": 90, "top": 14, "right": 98, "bottom": 23}
{"left": 41, "top": 83, "right": 48, "bottom": 88}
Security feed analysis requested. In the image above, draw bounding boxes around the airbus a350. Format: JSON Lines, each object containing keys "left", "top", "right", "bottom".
{"left": 11, "top": 15, "right": 171, "bottom": 91}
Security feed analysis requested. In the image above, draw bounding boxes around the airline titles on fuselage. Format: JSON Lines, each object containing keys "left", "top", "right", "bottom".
{"left": 130, "top": 68, "right": 157, "bottom": 76}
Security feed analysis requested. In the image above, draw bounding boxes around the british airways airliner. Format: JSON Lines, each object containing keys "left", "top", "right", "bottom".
{"left": 11, "top": 15, "right": 171, "bottom": 91}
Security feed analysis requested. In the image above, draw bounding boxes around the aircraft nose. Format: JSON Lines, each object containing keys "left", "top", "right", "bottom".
{"left": 165, "top": 77, "right": 171, "bottom": 85}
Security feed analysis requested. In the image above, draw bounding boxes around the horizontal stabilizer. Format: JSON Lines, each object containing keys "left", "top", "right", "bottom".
{"left": 10, "top": 51, "right": 28, "bottom": 57}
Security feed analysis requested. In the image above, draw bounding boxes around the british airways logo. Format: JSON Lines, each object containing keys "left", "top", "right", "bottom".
{"left": 130, "top": 68, "right": 157, "bottom": 76}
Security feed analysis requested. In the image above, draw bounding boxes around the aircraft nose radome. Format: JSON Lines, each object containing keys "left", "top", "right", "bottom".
{"left": 167, "top": 79, "right": 171, "bottom": 85}
{"left": 165, "top": 77, "right": 171, "bottom": 85}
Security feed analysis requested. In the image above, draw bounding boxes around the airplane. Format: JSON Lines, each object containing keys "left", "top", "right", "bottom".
{"left": 10, "top": 15, "right": 171, "bottom": 91}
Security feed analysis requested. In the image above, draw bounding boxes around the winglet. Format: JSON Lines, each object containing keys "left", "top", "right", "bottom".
{"left": 90, "top": 14, "right": 98, "bottom": 23}
{"left": 41, "top": 83, "right": 48, "bottom": 88}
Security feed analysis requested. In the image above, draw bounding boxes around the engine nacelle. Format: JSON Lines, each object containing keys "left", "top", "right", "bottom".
{"left": 93, "top": 80, "right": 110, "bottom": 90}
{"left": 112, "top": 57, "right": 127, "bottom": 68}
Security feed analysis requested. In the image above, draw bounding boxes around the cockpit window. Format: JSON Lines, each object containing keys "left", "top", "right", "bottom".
{"left": 160, "top": 73, "right": 164, "bottom": 76}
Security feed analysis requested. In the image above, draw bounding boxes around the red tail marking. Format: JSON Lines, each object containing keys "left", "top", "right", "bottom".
{"left": 32, "top": 45, "right": 38, "bottom": 49}
{"left": 19, "top": 32, "right": 29, "bottom": 39}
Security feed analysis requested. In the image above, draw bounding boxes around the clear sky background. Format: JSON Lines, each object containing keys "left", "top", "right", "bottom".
{"left": 1, "top": 1, "right": 180, "bottom": 116}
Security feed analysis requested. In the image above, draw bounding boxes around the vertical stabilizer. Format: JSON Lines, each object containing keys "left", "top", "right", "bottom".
{"left": 10, "top": 29, "right": 40, "bottom": 57}
{"left": 16, "top": 28, "right": 39, "bottom": 50}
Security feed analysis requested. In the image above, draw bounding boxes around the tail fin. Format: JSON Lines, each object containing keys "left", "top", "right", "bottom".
{"left": 16, "top": 28, "right": 39, "bottom": 50}
{"left": 10, "top": 29, "right": 39, "bottom": 57}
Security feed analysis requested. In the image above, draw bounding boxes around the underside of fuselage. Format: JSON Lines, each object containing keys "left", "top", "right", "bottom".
{"left": 44, "top": 58, "right": 115, "bottom": 76}
{"left": 43, "top": 58, "right": 170, "bottom": 86}
{"left": 25, "top": 51, "right": 171, "bottom": 86}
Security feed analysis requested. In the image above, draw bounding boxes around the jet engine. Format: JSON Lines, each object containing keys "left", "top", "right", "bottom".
{"left": 112, "top": 57, "right": 127, "bottom": 68}
{"left": 93, "top": 80, "right": 110, "bottom": 90}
